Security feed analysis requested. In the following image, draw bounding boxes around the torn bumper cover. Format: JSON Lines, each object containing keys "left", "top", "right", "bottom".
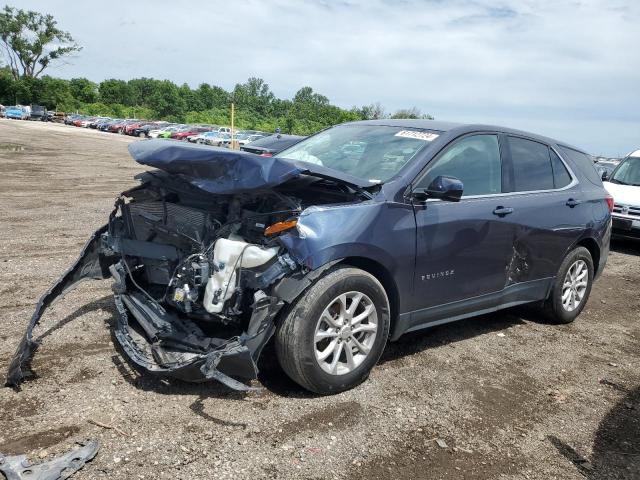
{"left": 111, "top": 284, "right": 283, "bottom": 391}
{"left": 5, "top": 228, "right": 285, "bottom": 392}
{"left": 5, "top": 226, "right": 111, "bottom": 387}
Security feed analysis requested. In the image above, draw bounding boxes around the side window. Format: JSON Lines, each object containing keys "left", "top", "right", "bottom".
{"left": 550, "top": 150, "right": 572, "bottom": 188}
{"left": 557, "top": 146, "right": 602, "bottom": 186}
{"left": 417, "top": 134, "right": 502, "bottom": 196}
{"left": 508, "top": 136, "right": 554, "bottom": 191}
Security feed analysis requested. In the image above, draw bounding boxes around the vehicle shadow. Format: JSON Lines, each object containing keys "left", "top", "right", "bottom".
{"left": 379, "top": 311, "right": 526, "bottom": 364}
{"left": 610, "top": 237, "right": 640, "bottom": 256}
{"left": 549, "top": 385, "right": 640, "bottom": 478}
{"left": 35, "top": 294, "right": 114, "bottom": 342}
{"left": 257, "top": 310, "right": 527, "bottom": 398}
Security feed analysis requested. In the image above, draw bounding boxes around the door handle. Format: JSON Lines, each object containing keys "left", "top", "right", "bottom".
{"left": 566, "top": 198, "right": 582, "bottom": 208}
{"left": 493, "top": 206, "right": 514, "bottom": 216}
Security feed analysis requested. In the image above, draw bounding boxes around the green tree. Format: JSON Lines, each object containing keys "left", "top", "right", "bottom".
{"left": 69, "top": 77, "right": 98, "bottom": 104}
{"left": 148, "top": 80, "right": 185, "bottom": 119}
{"left": 128, "top": 77, "right": 161, "bottom": 107}
{"left": 233, "top": 77, "right": 274, "bottom": 116}
{"left": 99, "top": 79, "right": 134, "bottom": 105}
{"left": 0, "top": 65, "right": 16, "bottom": 104}
{"left": 0, "top": 5, "right": 81, "bottom": 80}
{"left": 39, "top": 76, "right": 74, "bottom": 110}
{"left": 196, "top": 83, "right": 228, "bottom": 110}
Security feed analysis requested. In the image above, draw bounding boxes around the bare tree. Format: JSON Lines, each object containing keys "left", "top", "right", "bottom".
{"left": 390, "top": 107, "right": 434, "bottom": 120}
{"left": 361, "top": 102, "right": 386, "bottom": 120}
{"left": 0, "top": 5, "right": 81, "bottom": 80}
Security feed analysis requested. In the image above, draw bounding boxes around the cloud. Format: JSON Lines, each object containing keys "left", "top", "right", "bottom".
{"left": 9, "top": 0, "right": 640, "bottom": 155}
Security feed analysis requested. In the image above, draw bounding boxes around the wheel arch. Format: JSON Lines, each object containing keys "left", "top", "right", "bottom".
{"left": 339, "top": 256, "right": 400, "bottom": 335}
{"left": 574, "top": 237, "right": 601, "bottom": 276}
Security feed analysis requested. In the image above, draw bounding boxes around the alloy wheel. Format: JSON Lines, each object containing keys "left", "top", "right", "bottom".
{"left": 314, "top": 291, "right": 378, "bottom": 375}
{"left": 561, "top": 259, "right": 588, "bottom": 312}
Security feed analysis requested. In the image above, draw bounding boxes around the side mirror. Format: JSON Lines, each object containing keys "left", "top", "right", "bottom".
{"left": 601, "top": 171, "right": 609, "bottom": 181}
{"left": 413, "top": 175, "right": 464, "bottom": 202}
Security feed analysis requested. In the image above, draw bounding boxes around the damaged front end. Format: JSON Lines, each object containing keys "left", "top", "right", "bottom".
{"left": 7, "top": 141, "right": 367, "bottom": 390}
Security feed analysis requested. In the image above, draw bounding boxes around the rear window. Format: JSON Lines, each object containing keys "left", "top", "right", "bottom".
{"left": 557, "top": 146, "right": 602, "bottom": 186}
{"left": 508, "top": 136, "right": 554, "bottom": 192}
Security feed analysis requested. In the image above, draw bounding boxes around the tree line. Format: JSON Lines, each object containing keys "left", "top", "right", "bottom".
{"left": 0, "top": 71, "right": 432, "bottom": 134}
{"left": 0, "top": 5, "right": 432, "bottom": 134}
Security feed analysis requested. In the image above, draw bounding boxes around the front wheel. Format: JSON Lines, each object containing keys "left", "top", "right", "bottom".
{"left": 275, "top": 266, "right": 390, "bottom": 394}
{"left": 539, "top": 246, "right": 594, "bottom": 324}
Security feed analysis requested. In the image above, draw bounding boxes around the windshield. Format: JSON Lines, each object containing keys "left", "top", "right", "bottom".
{"left": 277, "top": 125, "right": 439, "bottom": 182}
{"left": 610, "top": 156, "right": 640, "bottom": 186}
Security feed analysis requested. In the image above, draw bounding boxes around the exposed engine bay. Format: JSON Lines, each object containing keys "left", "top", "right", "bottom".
{"left": 6, "top": 161, "right": 365, "bottom": 391}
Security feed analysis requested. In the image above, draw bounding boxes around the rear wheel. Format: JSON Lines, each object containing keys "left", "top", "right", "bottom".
{"left": 275, "top": 266, "right": 390, "bottom": 394}
{"left": 539, "top": 246, "right": 594, "bottom": 324}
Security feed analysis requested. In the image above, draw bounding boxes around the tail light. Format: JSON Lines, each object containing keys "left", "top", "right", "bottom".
{"left": 260, "top": 152, "right": 273, "bottom": 157}
{"left": 605, "top": 196, "right": 614, "bottom": 212}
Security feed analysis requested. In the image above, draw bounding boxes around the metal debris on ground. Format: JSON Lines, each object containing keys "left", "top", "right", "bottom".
{"left": 0, "top": 439, "right": 98, "bottom": 480}
{"left": 435, "top": 438, "right": 449, "bottom": 449}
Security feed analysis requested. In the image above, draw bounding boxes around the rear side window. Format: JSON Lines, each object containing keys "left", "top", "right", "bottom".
{"left": 557, "top": 146, "right": 602, "bottom": 186}
{"left": 508, "top": 137, "right": 554, "bottom": 191}
{"left": 550, "top": 150, "right": 572, "bottom": 188}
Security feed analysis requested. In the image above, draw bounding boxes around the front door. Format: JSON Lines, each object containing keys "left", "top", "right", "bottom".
{"left": 410, "top": 134, "right": 516, "bottom": 323}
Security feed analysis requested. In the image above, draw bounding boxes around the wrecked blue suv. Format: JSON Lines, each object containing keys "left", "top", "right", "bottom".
{"left": 7, "top": 120, "right": 612, "bottom": 394}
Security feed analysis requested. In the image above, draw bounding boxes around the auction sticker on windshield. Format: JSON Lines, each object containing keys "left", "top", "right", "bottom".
{"left": 394, "top": 130, "right": 439, "bottom": 141}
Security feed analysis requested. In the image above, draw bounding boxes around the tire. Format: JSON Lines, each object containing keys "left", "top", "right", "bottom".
{"left": 138, "top": 132, "right": 145, "bottom": 138}
{"left": 539, "top": 246, "right": 594, "bottom": 324}
{"left": 275, "top": 266, "right": 390, "bottom": 394}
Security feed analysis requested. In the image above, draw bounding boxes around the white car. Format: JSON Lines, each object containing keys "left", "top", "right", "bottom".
{"left": 238, "top": 134, "right": 266, "bottom": 146}
{"left": 603, "top": 149, "right": 640, "bottom": 238}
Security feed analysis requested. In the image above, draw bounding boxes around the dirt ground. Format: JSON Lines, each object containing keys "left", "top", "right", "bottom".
{"left": 0, "top": 118, "right": 638, "bottom": 480}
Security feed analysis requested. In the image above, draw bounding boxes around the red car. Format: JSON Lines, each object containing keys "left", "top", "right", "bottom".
{"left": 170, "top": 127, "right": 212, "bottom": 141}
{"left": 124, "top": 122, "right": 150, "bottom": 135}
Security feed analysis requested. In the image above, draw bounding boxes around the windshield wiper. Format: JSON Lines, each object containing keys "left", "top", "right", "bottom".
{"left": 610, "top": 179, "right": 629, "bottom": 185}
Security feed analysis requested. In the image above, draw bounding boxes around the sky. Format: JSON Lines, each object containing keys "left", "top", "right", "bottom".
{"left": 8, "top": 0, "right": 640, "bottom": 156}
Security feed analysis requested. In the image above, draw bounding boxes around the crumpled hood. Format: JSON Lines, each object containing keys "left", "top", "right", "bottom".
{"left": 603, "top": 181, "right": 640, "bottom": 207}
{"left": 128, "top": 139, "right": 374, "bottom": 194}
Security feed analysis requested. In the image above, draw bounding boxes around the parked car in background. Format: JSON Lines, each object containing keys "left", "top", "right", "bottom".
{"left": 131, "top": 123, "right": 161, "bottom": 138}
{"left": 240, "top": 133, "right": 306, "bottom": 156}
{"left": 595, "top": 160, "right": 618, "bottom": 180}
{"left": 64, "top": 114, "right": 82, "bottom": 125}
{"left": 89, "top": 117, "right": 111, "bottom": 129}
{"left": 30, "top": 105, "right": 47, "bottom": 121}
{"left": 171, "top": 126, "right": 212, "bottom": 141}
{"left": 4, "top": 105, "right": 30, "bottom": 120}
{"left": 46, "top": 111, "right": 66, "bottom": 123}
{"left": 237, "top": 133, "right": 267, "bottom": 146}
{"left": 197, "top": 131, "right": 231, "bottom": 146}
{"left": 603, "top": 149, "right": 640, "bottom": 239}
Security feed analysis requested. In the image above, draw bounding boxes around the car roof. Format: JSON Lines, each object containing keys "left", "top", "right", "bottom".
{"left": 345, "top": 119, "right": 587, "bottom": 154}
{"left": 628, "top": 149, "right": 640, "bottom": 158}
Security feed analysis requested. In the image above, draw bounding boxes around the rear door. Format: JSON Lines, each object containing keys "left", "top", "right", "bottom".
{"left": 499, "top": 135, "right": 584, "bottom": 289}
